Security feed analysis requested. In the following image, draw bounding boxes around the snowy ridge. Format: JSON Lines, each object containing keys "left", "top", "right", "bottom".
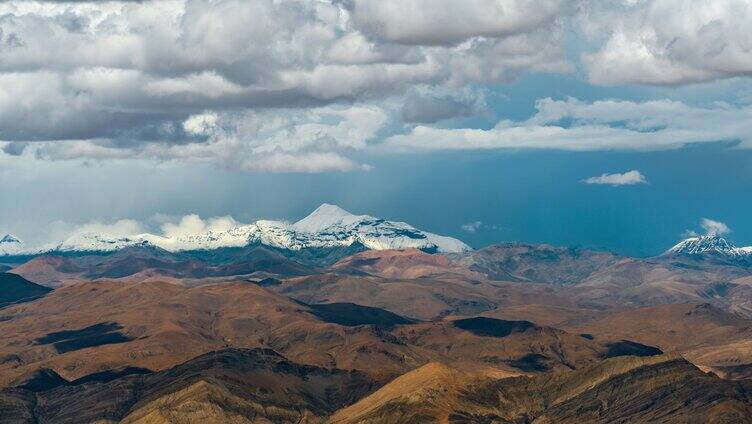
{"left": 665, "top": 235, "right": 752, "bottom": 258}
{"left": 1, "top": 204, "right": 471, "bottom": 256}
{"left": 54, "top": 233, "right": 150, "bottom": 253}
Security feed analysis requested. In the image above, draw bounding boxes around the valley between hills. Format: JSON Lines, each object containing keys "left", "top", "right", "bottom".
{"left": 2, "top": 205, "right": 752, "bottom": 423}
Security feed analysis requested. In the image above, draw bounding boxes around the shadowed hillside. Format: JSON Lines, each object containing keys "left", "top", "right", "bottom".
{"left": 0, "top": 348, "right": 376, "bottom": 423}
{"left": 0, "top": 279, "right": 649, "bottom": 387}
{"left": 0, "top": 272, "right": 52, "bottom": 307}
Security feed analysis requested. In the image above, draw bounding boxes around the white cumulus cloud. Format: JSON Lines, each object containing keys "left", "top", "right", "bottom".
{"left": 583, "top": 170, "right": 647, "bottom": 186}
{"left": 19, "top": 214, "right": 246, "bottom": 248}
{"left": 701, "top": 218, "right": 731, "bottom": 237}
{"left": 580, "top": 0, "right": 752, "bottom": 85}
{"left": 161, "top": 214, "right": 240, "bottom": 238}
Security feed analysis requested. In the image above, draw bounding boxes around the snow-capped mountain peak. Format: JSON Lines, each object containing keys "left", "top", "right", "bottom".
{"left": 291, "top": 204, "right": 471, "bottom": 253}
{"left": 292, "top": 203, "right": 364, "bottom": 233}
{"left": 665, "top": 235, "right": 750, "bottom": 258}
{"left": 0, "top": 234, "right": 24, "bottom": 255}
{"left": 1, "top": 234, "right": 21, "bottom": 244}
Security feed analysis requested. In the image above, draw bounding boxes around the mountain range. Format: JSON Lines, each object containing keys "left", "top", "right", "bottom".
{"left": 3, "top": 206, "right": 752, "bottom": 422}
{"left": 0, "top": 204, "right": 470, "bottom": 258}
{"left": 4, "top": 206, "right": 752, "bottom": 268}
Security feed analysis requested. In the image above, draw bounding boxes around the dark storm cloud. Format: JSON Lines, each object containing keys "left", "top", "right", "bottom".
{"left": 401, "top": 92, "right": 478, "bottom": 124}
{"left": 53, "top": 11, "right": 90, "bottom": 32}
{"left": 1, "top": 142, "right": 29, "bottom": 156}
{"left": 348, "top": 0, "right": 575, "bottom": 46}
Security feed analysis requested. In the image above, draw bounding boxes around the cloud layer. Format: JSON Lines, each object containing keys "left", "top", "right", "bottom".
{"left": 1, "top": 0, "right": 751, "bottom": 172}
{"left": 0, "top": 0, "right": 570, "bottom": 171}
{"left": 10, "top": 213, "right": 251, "bottom": 249}
{"left": 385, "top": 98, "right": 752, "bottom": 152}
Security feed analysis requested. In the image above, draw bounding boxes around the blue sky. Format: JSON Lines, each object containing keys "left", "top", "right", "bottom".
{"left": 1, "top": 0, "right": 752, "bottom": 255}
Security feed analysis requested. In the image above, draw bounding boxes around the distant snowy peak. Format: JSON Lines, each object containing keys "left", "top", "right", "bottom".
{"left": 1, "top": 205, "right": 471, "bottom": 256}
{"left": 0, "top": 234, "right": 24, "bottom": 255}
{"left": 0, "top": 234, "right": 21, "bottom": 245}
{"left": 665, "top": 235, "right": 751, "bottom": 258}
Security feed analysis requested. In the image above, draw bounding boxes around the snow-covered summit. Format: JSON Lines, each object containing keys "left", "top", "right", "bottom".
{"left": 1, "top": 204, "right": 471, "bottom": 256}
{"left": 665, "top": 235, "right": 751, "bottom": 258}
{"left": 0, "top": 234, "right": 24, "bottom": 255}
{"left": 292, "top": 203, "right": 366, "bottom": 233}
{"left": 291, "top": 204, "right": 470, "bottom": 252}
{"left": 0, "top": 234, "right": 21, "bottom": 245}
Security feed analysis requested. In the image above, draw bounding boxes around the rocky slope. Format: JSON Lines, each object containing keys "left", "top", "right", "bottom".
{"left": 11, "top": 244, "right": 312, "bottom": 287}
{"left": 0, "top": 278, "right": 650, "bottom": 388}
{"left": 2, "top": 347, "right": 750, "bottom": 424}
{"left": 333, "top": 354, "right": 752, "bottom": 423}
{"left": 0, "top": 348, "right": 376, "bottom": 424}
{"left": 451, "top": 242, "right": 624, "bottom": 284}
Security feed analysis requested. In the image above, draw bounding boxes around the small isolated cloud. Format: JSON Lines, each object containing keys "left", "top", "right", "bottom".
{"left": 701, "top": 218, "right": 730, "bottom": 236}
{"left": 461, "top": 221, "right": 483, "bottom": 233}
{"left": 583, "top": 170, "right": 647, "bottom": 186}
